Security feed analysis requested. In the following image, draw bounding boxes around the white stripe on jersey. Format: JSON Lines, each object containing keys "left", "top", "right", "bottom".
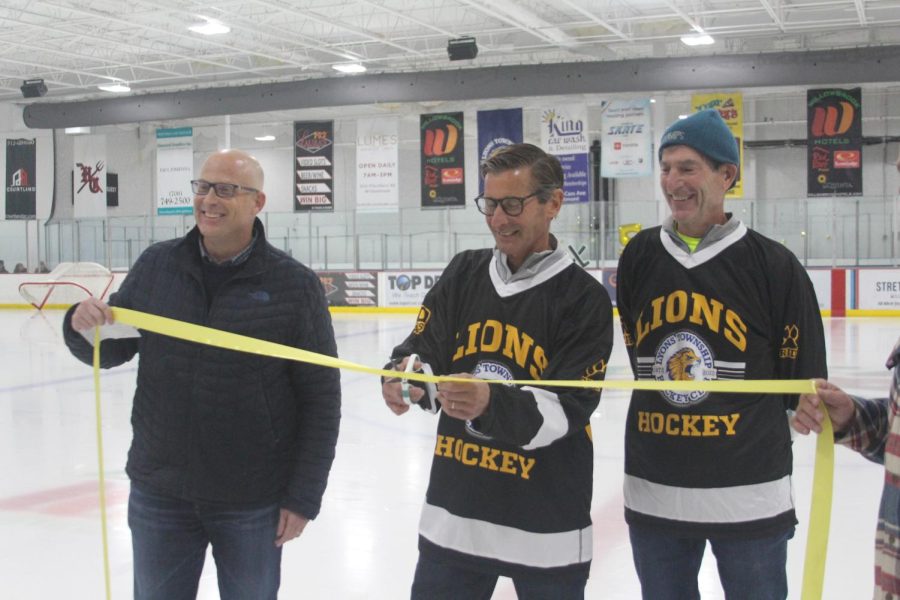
{"left": 488, "top": 252, "right": 573, "bottom": 297}
{"left": 623, "top": 473, "right": 793, "bottom": 523}
{"left": 521, "top": 386, "right": 569, "bottom": 450}
{"left": 419, "top": 502, "right": 592, "bottom": 568}
{"left": 660, "top": 222, "right": 748, "bottom": 269}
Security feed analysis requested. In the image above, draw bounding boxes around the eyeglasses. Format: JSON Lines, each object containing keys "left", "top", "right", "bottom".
{"left": 473, "top": 192, "right": 541, "bottom": 216}
{"left": 191, "top": 179, "right": 259, "bottom": 198}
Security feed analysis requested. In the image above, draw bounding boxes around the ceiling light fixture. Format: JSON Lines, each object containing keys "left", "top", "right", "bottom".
{"left": 254, "top": 135, "right": 276, "bottom": 142}
{"left": 332, "top": 63, "right": 367, "bottom": 74}
{"left": 98, "top": 82, "right": 131, "bottom": 93}
{"left": 188, "top": 18, "right": 230, "bottom": 35}
{"left": 680, "top": 33, "right": 715, "bottom": 46}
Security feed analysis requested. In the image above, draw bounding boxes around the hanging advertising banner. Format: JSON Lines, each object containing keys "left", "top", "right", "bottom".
{"left": 477, "top": 108, "right": 523, "bottom": 193}
{"left": 356, "top": 117, "right": 399, "bottom": 213}
{"left": 5, "top": 138, "right": 37, "bottom": 219}
{"left": 807, "top": 88, "right": 862, "bottom": 197}
{"left": 73, "top": 134, "right": 107, "bottom": 219}
{"left": 420, "top": 112, "right": 465, "bottom": 209}
{"left": 294, "top": 120, "right": 335, "bottom": 212}
{"left": 600, "top": 99, "right": 652, "bottom": 178}
{"left": 691, "top": 93, "right": 744, "bottom": 198}
{"left": 541, "top": 104, "right": 590, "bottom": 203}
{"left": 107, "top": 173, "right": 119, "bottom": 207}
{"left": 156, "top": 127, "right": 194, "bottom": 215}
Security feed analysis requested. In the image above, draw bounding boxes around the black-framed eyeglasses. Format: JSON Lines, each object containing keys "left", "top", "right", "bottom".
{"left": 191, "top": 179, "right": 259, "bottom": 198}
{"left": 473, "top": 192, "right": 541, "bottom": 216}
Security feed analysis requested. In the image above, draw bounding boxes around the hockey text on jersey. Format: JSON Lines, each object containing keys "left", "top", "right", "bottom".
{"left": 636, "top": 411, "right": 741, "bottom": 437}
{"left": 434, "top": 434, "right": 537, "bottom": 480}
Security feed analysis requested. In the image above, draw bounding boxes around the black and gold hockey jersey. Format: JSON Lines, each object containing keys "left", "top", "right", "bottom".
{"left": 616, "top": 222, "right": 827, "bottom": 538}
{"left": 391, "top": 248, "right": 614, "bottom": 578}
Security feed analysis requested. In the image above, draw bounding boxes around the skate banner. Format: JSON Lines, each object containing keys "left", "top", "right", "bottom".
{"left": 294, "top": 120, "right": 335, "bottom": 212}
{"left": 541, "top": 104, "right": 589, "bottom": 204}
{"left": 420, "top": 112, "right": 465, "bottom": 209}
{"left": 600, "top": 99, "right": 653, "bottom": 178}
{"left": 807, "top": 88, "right": 862, "bottom": 197}
{"left": 691, "top": 93, "right": 744, "bottom": 198}
{"left": 5, "top": 138, "right": 36, "bottom": 220}
{"left": 156, "top": 127, "right": 193, "bottom": 215}
{"left": 356, "top": 117, "right": 399, "bottom": 213}
{"left": 73, "top": 134, "right": 107, "bottom": 219}
{"left": 476, "top": 108, "right": 523, "bottom": 193}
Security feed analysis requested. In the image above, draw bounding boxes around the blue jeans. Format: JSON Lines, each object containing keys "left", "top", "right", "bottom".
{"left": 629, "top": 524, "right": 794, "bottom": 600}
{"left": 128, "top": 482, "right": 282, "bottom": 600}
{"left": 410, "top": 552, "right": 588, "bottom": 600}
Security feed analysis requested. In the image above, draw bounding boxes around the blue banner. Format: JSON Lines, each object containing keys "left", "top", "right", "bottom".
{"left": 476, "top": 108, "right": 523, "bottom": 193}
{"left": 559, "top": 152, "right": 590, "bottom": 204}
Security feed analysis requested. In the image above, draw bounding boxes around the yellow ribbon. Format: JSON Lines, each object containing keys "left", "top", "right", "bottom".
{"left": 88, "top": 307, "right": 830, "bottom": 599}
{"left": 109, "top": 307, "right": 816, "bottom": 394}
{"left": 802, "top": 407, "right": 834, "bottom": 600}
{"left": 93, "top": 329, "right": 113, "bottom": 600}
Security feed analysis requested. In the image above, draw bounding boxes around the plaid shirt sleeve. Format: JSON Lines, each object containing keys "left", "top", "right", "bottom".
{"left": 835, "top": 337, "right": 900, "bottom": 466}
{"left": 836, "top": 395, "right": 891, "bottom": 465}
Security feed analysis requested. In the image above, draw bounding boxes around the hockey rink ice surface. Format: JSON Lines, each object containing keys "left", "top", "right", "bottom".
{"left": 0, "top": 310, "right": 896, "bottom": 599}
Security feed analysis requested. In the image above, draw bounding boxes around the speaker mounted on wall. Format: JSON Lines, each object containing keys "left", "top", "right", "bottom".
{"left": 447, "top": 37, "right": 478, "bottom": 61}
{"left": 20, "top": 79, "right": 48, "bottom": 98}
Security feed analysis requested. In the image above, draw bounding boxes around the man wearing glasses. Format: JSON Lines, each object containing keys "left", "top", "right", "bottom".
{"left": 63, "top": 149, "right": 341, "bottom": 599}
{"left": 382, "top": 143, "right": 614, "bottom": 598}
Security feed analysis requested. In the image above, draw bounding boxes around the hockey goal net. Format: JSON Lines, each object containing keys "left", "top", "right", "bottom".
{"left": 18, "top": 262, "right": 114, "bottom": 310}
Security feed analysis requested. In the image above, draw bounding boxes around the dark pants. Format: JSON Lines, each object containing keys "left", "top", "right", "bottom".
{"left": 411, "top": 552, "right": 588, "bottom": 600}
{"left": 128, "top": 482, "right": 282, "bottom": 600}
{"left": 629, "top": 524, "right": 794, "bottom": 600}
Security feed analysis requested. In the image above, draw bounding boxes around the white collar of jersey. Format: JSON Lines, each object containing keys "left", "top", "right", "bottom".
{"left": 659, "top": 220, "right": 748, "bottom": 268}
{"left": 489, "top": 244, "right": 573, "bottom": 297}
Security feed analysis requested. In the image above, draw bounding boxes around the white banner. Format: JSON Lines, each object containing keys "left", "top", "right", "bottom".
{"left": 356, "top": 117, "right": 399, "bottom": 212}
{"left": 601, "top": 99, "right": 653, "bottom": 178}
{"left": 73, "top": 135, "right": 107, "bottom": 219}
{"left": 857, "top": 269, "right": 900, "bottom": 310}
{"left": 378, "top": 270, "right": 443, "bottom": 307}
{"left": 156, "top": 127, "right": 194, "bottom": 215}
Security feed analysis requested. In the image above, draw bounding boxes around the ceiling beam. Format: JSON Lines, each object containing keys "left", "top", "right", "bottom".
{"left": 22, "top": 45, "right": 900, "bottom": 129}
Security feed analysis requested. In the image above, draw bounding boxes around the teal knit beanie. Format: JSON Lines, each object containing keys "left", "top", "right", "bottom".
{"left": 658, "top": 109, "right": 739, "bottom": 166}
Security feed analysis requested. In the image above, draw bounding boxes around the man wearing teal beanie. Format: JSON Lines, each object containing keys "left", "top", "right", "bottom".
{"left": 616, "top": 109, "right": 828, "bottom": 600}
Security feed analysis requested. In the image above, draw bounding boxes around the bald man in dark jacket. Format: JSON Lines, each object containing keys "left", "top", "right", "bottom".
{"left": 63, "top": 149, "right": 341, "bottom": 600}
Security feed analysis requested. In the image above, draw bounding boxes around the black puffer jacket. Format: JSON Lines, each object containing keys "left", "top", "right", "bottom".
{"left": 63, "top": 219, "right": 341, "bottom": 519}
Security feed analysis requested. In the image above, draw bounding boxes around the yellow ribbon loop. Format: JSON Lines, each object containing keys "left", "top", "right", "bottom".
{"left": 88, "top": 307, "right": 830, "bottom": 600}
